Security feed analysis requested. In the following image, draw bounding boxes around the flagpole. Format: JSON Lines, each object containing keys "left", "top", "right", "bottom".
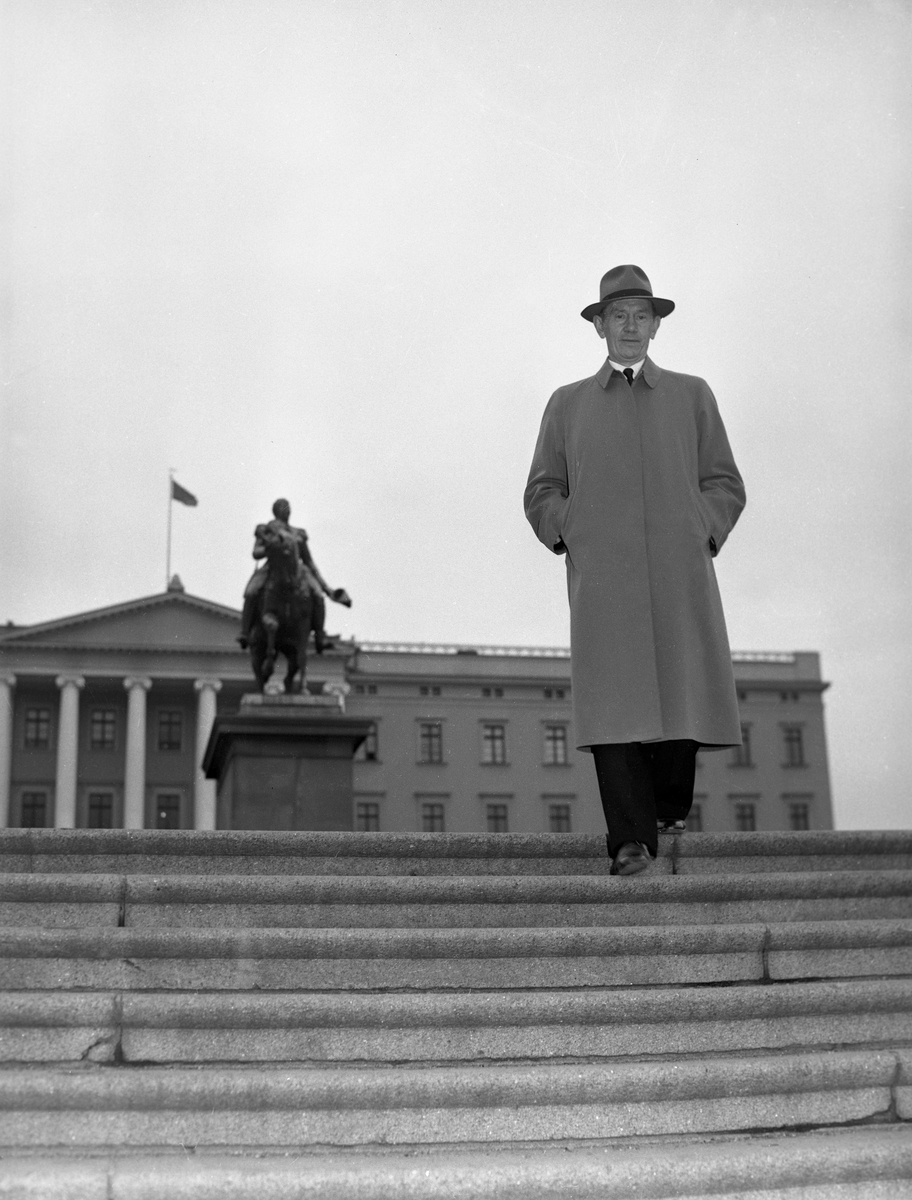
{"left": 166, "top": 469, "right": 173, "bottom": 590}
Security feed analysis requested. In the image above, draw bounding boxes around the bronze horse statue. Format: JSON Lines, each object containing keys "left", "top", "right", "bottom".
{"left": 241, "top": 500, "right": 352, "bottom": 693}
{"left": 247, "top": 533, "right": 318, "bottom": 694}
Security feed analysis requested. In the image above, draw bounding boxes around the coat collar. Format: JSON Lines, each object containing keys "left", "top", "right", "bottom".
{"left": 596, "top": 355, "right": 661, "bottom": 390}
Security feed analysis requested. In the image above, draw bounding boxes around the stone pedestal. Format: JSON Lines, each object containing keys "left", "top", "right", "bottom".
{"left": 202, "top": 694, "right": 372, "bottom": 831}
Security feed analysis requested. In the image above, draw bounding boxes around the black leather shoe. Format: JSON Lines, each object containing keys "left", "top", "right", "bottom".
{"left": 609, "top": 842, "right": 651, "bottom": 876}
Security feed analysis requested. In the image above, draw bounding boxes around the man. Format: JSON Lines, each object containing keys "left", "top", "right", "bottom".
{"left": 238, "top": 498, "right": 350, "bottom": 651}
{"left": 524, "top": 265, "right": 745, "bottom": 876}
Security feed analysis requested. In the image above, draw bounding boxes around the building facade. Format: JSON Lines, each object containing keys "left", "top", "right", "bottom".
{"left": 0, "top": 587, "right": 834, "bottom": 834}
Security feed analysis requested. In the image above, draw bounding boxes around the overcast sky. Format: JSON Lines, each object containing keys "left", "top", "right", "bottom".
{"left": 2, "top": 0, "right": 910, "bottom": 830}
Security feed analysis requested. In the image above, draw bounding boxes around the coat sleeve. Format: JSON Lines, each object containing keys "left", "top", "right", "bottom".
{"left": 524, "top": 392, "right": 570, "bottom": 554}
{"left": 697, "top": 387, "right": 745, "bottom": 554}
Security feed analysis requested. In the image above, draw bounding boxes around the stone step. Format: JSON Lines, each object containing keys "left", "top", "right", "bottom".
{"left": 2, "top": 829, "right": 910, "bottom": 877}
{"left": 2, "top": 1048, "right": 910, "bottom": 1148}
{"left": 4, "top": 869, "right": 911, "bottom": 929}
{"left": 1, "top": 829, "right": 908, "bottom": 1195}
{"left": 3, "top": 1127, "right": 911, "bottom": 1199}
{"left": 2, "top": 919, "right": 910, "bottom": 991}
{"left": 2, "top": 978, "right": 910, "bottom": 1065}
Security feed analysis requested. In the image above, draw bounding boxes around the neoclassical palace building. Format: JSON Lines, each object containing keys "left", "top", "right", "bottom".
{"left": 0, "top": 582, "right": 834, "bottom": 834}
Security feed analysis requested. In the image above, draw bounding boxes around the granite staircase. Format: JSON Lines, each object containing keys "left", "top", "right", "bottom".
{"left": 0, "top": 828, "right": 911, "bottom": 1198}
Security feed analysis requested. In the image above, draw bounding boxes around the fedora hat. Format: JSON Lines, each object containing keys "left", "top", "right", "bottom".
{"left": 580, "top": 264, "right": 674, "bottom": 322}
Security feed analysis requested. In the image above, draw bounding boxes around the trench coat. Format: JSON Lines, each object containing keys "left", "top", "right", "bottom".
{"left": 524, "top": 356, "right": 745, "bottom": 750}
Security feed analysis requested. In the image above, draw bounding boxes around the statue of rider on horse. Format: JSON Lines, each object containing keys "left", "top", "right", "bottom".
{"left": 238, "top": 498, "right": 352, "bottom": 692}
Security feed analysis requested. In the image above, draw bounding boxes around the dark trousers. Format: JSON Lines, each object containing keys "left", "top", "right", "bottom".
{"left": 592, "top": 740, "right": 699, "bottom": 859}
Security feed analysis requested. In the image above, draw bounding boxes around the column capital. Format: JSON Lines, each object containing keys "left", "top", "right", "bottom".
{"left": 0, "top": 673, "right": 16, "bottom": 689}
{"left": 123, "top": 676, "right": 153, "bottom": 693}
{"left": 55, "top": 674, "right": 85, "bottom": 691}
{"left": 194, "top": 677, "right": 223, "bottom": 694}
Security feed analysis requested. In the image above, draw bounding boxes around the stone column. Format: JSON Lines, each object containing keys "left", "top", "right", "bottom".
{"left": 54, "top": 675, "right": 85, "bottom": 828}
{"left": 0, "top": 674, "right": 16, "bottom": 828}
{"left": 123, "top": 677, "right": 152, "bottom": 830}
{"left": 194, "top": 678, "right": 222, "bottom": 830}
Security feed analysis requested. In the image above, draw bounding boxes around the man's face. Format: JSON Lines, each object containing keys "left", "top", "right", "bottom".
{"left": 274, "top": 502, "right": 291, "bottom": 523}
{"left": 594, "top": 299, "right": 661, "bottom": 364}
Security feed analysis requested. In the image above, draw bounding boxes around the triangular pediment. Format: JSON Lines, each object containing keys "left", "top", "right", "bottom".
{"left": 0, "top": 592, "right": 242, "bottom": 652}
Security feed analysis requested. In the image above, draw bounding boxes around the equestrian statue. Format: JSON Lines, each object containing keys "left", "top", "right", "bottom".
{"left": 238, "top": 498, "right": 352, "bottom": 693}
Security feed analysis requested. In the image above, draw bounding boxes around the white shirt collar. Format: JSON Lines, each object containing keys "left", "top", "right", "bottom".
{"left": 608, "top": 358, "right": 645, "bottom": 377}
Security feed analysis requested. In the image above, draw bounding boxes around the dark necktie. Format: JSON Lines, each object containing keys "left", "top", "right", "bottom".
{"left": 623, "top": 368, "right": 635, "bottom": 387}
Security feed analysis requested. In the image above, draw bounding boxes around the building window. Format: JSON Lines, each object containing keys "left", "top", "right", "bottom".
{"left": 20, "top": 791, "right": 48, "bottom": 828}
{"left": 685, "top": 803, "right": 703, "bottom": 833}
{"left": 731, "top": 725, "right": 753, "bottom": 767}
{"left": 155, "top": 793, "right": 181, "bottom": 829}
{"left": 780, "top": 691, "right": 800, "bottom": 702}
{"left": 786, "top": 799, "right": 811, "bottom": 831}
{"left": 544, "top": 725, "right": 569, "bottom": 765}
{"left": 89, "top": 709, "right": 116, "bottom": 750}
{"left": 481, "top": 687, "right": 504, "bottom": 698}
{"left": 481, "top": 724, "right": 507, "bottom": 764}
{"left": 418, "top": 722, "right": 443, "bottom": 764}
{"left": 548, "top": 803, "right": 571, "bottom": 832}
{"left": 356, "top": 802, "right": 380, "bottom": 831}
{"left": 734, "top": 802, "right": 756, "bottom": 832}
{"left": 421, "top": 802, "right": 445, "bottom": 832}
{"left": 544, "top": 688, "right": 566, "bottom": 700}
{"left": 783, "top": 725, "right": 805, "bottom": 767}
{"left": 24, "top": 708, "right": 50, "bottom": 749}
{"left": 486, "top": 803, "right": 509, "bottom": 833}
{"left": 157, "top": 711, "right": 183, "bottom": 752}
{"left": 419, "top": 685, "right": 441, "bottom": 697}
{"left": 355, "top": 724, "right": 379, "bottom": 761}
{"left": 87, "top": 792, "right": 114, "bottom": 829}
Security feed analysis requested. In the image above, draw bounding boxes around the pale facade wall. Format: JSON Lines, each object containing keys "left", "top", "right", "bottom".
{"left": 348, "top": 673, "right": 600, "bottom": 835}
{"left": 0, "top": 595, "right": 834, "bottom": 833}
{"left": 347, "top": 647, "right": 833, "bottom": 835}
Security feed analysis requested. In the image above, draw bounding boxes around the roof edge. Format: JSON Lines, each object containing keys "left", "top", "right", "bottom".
{"left": 0, "top": 591, "right": 242, "bottom": 642}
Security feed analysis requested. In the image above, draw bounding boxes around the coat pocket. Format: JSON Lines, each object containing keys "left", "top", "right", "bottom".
{"left": 694, "top": 494, "right": 714, "bottom": 539}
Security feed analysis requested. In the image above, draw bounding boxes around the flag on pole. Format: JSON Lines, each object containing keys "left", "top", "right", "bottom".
{"left": 171, "top": 479, "right": 198, "bottom": 507}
